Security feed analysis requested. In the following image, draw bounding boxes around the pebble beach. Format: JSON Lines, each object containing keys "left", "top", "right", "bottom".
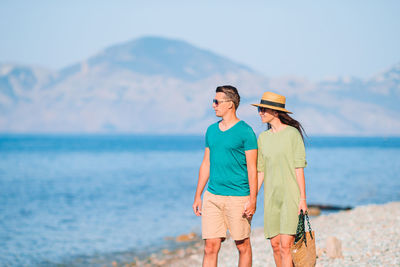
{"left": 128, "top": 201, "right": 400, "bottom": 267}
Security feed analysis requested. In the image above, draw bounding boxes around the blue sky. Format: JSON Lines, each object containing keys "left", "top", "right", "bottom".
{"left": 1, "top": 0, "right": 399, "bottom": 81}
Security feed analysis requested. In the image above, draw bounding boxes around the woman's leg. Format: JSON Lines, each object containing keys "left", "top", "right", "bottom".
{"left": 270, "top": 235, "right": 282, "bottom": 267}
{"left": 280, "top": 234, "right": 295, "bottom": 267}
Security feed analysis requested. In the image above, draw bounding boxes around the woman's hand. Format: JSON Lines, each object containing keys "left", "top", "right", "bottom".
{"left": 298, "top": 199, "right": 308, "bottom": 215}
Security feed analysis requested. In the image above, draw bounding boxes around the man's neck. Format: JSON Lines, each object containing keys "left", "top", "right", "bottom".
{"left": 221, "top": 112, "right": 239, "bottom": 125}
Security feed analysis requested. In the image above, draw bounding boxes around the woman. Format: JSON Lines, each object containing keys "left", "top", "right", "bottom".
{"left": 252, "top": 92, "right": 308, "bottom": 267}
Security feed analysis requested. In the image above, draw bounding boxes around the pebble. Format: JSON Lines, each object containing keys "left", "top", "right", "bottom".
{"left": 326, "top": 236, "right": 343, "bottom": 258}
{"left": 166, "top": 202, "right": 400, "bottom": 266}
{"left": 176, "top": 232, "right": 198, "bottom": 242}
{"left": 308, "top": 207, "right": 321, "bottom": 216}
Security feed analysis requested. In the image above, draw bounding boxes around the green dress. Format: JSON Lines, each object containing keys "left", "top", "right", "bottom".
{"left": 257, "top": 125, "right": 307, "bottom": 239}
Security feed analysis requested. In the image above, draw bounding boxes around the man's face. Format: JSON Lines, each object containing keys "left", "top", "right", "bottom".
{"left": 212, "top": 92, "right": 232, "bottom": 117}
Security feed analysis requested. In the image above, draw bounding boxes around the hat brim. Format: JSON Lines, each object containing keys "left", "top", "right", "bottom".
{"left": 251, "top": 103, "right": 292, "bottom": 114}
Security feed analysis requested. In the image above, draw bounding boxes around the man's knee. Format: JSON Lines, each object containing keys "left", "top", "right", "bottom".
{"left": 235, "top": 238, "right": 251, "bottom": 254}
{"left": 204, "top": 239, "right": 221, "bottom": 255}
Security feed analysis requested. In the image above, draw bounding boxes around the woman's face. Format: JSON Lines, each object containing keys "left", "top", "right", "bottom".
{"left": 258, "top": 107, "right": 277, "bottom": 123}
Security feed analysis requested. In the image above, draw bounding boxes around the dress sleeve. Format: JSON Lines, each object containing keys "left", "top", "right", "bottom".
{"left": 293, "top": 131, "right": 307, "bottom": 168}
{"left": 257, "top": 135, "right": 265, "bottom": 172}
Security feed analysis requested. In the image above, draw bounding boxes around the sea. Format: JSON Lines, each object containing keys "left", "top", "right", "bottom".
{"left": 0, "top": 134, "right": 399, "bottom": 266}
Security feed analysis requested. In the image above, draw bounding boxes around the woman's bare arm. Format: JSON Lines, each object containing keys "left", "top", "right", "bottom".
{"left": 295, "top": 168, "right": 308, "bottom": 214}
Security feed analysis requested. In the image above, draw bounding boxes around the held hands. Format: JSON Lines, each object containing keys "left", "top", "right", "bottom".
{"left": 192, "top": 197, "right": 202, "bottom": 216}
{"left": 243, "top": 200, "right": 256, "bottom": 219}
{"left": 298, "top": 199, "right": 308, "bottom": 215}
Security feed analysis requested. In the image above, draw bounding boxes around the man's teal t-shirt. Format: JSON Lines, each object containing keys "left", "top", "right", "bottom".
{"left": 205, "top": 120, "right": 257, "bottom": 196}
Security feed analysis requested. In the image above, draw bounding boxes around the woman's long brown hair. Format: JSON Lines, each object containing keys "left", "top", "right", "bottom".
{"left": 268, "top": 111, "right": 307, "bottom": 140}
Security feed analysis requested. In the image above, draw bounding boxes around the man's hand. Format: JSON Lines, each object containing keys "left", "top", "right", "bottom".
{"left": 243, "top": 200, "right": 256, "bottom": 219}
{"left": 192, "top": 197, "right": 202, "bottom": 216}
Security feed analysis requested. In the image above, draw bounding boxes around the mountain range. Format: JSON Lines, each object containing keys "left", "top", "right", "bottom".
{"left": 0, "top": 36, "right": 399, "bottom": 136}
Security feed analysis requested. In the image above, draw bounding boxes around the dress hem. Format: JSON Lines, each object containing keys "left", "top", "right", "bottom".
{"left": 264, "top": 231, "right": 296, "bottom": 239}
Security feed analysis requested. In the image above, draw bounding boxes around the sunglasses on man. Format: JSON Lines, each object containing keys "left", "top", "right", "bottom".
{"left": 213, "top": 99, "right": 232, "bottom": 105}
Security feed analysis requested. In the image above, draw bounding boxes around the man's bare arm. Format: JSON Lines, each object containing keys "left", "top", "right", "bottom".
{"left": 244, "top": 149, "right": 257, "bottom": 218}
{"left": 192, "top": 148, "right": 210, "bottom": 216}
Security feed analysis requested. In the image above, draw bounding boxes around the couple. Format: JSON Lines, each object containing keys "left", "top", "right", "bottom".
{"left": 193, "top": 85, "right": 307, "bottom": 267}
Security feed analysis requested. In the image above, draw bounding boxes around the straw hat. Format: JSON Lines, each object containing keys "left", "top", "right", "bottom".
{"left": 251, "top": 91, "right": 292, "bottom": 113}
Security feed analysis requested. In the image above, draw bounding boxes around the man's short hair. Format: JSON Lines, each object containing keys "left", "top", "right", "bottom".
{"left": 216, "top": 85, "right": 240, "bottom": 110}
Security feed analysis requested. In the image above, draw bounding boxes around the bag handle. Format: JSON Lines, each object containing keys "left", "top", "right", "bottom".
{"left": 305, "top": 210, "right": 313, "bottom": 236}
{"left": 295, "top": 210, "right": 314, "bottom": 247}
{"left": 294, "top": 211, "right": 305, "bottom": 243}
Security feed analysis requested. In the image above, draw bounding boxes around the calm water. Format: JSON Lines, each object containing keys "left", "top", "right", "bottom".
{"left": 0, "top": 135, "right": 399, "bottom": 266}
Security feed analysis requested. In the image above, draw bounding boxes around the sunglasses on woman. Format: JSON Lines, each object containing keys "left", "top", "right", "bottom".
{"left": 213, "top": 99, "right": 231, "bottom": 105}
{"left": 258, "top": 107, "right": 268, "bottom": 113}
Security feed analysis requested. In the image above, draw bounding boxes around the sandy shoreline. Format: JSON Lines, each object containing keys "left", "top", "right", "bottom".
{"left": 124, "top": 201, "right": 400, "bottom": 267}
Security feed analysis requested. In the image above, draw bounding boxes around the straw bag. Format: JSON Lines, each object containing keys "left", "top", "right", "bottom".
{"left": 291, "top": 210, "right": 316, "bottom": 267}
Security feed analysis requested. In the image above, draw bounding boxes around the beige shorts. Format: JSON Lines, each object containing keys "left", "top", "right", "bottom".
{"left": 202, "top": 191, "right": 251, "bottom": 241}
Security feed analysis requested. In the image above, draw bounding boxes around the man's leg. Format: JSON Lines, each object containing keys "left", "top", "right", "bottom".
{"left": 235, "top": 238, "right": 252, "bottom": 267}
{"left": 203, "top": 238, "right": 223, "bottom": 267}
{"left": 224, "top": 195, "right": 252, "bottom": 266}
{"left": 202, "top": 192, "right": 227, "bottom": 266}
{"left": 270, "top": 234, "right": 282, "bottom": 267}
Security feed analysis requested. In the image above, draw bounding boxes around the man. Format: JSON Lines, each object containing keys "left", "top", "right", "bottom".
{"left": 193, "top": 85, "right": 258, "bottom": 267}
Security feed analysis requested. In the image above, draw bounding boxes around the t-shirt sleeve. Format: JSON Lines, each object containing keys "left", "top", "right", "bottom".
{"left": 205, "top": 128, "right": 209, "bottom": 148}
{"left": 293, "top": 131, "right": 307, "bottom": 168}
{"left": 257, "top": 136, "right": 265, "bottom": 172}
{"left": 243, "top": 126, "right": 258, "bottom": 151}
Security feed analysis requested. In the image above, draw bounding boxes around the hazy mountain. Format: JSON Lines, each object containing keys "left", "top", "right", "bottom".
{"left": 57, "top": 36, "right": 252, "bottom": 82}
{"left": 0, "top": 36, "right": 399, "bottom": 136}
{"left": 0, "top": 64, "right": 54, "bottom": 108}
